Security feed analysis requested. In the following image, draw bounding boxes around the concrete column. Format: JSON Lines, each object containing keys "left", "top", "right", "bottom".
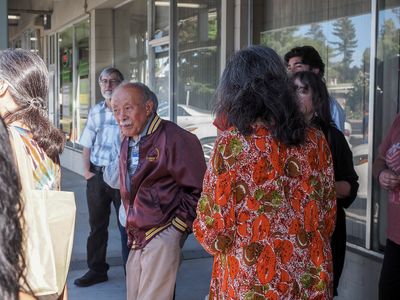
{"left": 0, "top": 0, "right": 8, "bottom": 49}
{"left": 90, "top": 9, "right": 114, "bottom": 103}
{"left": 220, "top": 0, "right": 234, "bottom": 74}
{"left": 234, "top": 0, "right": 250, "bottom": 50}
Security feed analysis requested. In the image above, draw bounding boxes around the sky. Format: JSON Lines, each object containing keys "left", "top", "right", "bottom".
{"left": 295, "top": 9, "right": 399, "bottom": 68}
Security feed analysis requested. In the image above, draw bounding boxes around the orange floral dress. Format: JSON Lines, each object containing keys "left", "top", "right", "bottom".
{"left": 193, "top": 125, "right": 336, "bottom": 300}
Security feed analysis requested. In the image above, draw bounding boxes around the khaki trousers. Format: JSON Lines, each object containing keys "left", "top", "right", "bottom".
{"left": 126, "top": 226, "right": 182, "bottom": 300}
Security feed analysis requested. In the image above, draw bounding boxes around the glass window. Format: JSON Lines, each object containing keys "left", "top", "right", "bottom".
{"left": 58, "top": 19, "right": 90, "bottom": 148}
{"left": 28, "top": 30, "right": 39, "bottom": 54}
{"left": 372, "top": 1, "right": 400, "bottom": 251}
{"left": 154, "top": 0, "right": 170, "bottom": 38}
{"left": 114, "top": 1, "right": 221, "bottom": 164}
{"left": 114, "top": 0, "right": 171, "bottom": 116}
{"left": 151, "top": 0, "right": 171, "bottom": 120}
{"left": 253, "top": 0, "right": 371, "bottom": 247}
{"left": 59, "top": 27, "right": 73, "bottom": 144}
{"left": 76, "top": 21, "right": 90, "bottom": 145}
{"left": 114, "top": 1, "right": 148, "bottom": 83}
{"left": 176, "top": 0, "right": 221, "bottom": 163}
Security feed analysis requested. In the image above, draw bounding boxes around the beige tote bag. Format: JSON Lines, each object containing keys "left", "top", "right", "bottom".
{"left": 9, "top": 126, "right": 76, "bottom": 296}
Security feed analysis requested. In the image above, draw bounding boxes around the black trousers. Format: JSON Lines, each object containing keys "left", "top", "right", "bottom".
{"left": 86, "top": 167, "right": 127, "bottom": 274}
{"left": 379, "top": 239, "right": 400, "bottom": 300}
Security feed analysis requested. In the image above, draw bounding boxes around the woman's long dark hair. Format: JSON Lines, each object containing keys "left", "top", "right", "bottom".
{"left": 0, "top": 49, "right": 65, "bottom": 161}
{"left": 214, "top": 45, "right": 306, "bottom": 145}
{"left": 290, "top": 71, "right": 333, "bottom": 134}
{"left": 0, "top": 117, "right": 28, "bottom": 300}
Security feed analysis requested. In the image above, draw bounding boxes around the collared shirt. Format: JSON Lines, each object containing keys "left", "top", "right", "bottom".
{"left": 79, "top": 100, "right": 120, "bottom": 167}
{"left": 330, "top": 97, "right": 345, "bottom": 132}
{"left": 125, "top": 114, "right": 154, "bottom": 190}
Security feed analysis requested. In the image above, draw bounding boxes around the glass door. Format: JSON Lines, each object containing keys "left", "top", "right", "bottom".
{"left": 150, "top": 0, "right": 172, "bottom": 120}
{"left": 372, "top": 1, "right": 400, "bottom": 251}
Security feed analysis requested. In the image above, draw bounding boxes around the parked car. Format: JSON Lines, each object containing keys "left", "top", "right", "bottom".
{"left": 158, "top": 103, "right": 213, "bottom": 129}
{"left": 185, "top": 123, "right": 217, "bottom": 164}
{"left": 157, "top": 103, "right": 217, "bottom": 163}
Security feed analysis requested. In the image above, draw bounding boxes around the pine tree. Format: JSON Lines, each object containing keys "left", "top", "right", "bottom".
{"left": 330, "top": 17, "right": 358, "bottom": 72}
{"left": 307, "top": 23, "right": 326, "bottom": 42}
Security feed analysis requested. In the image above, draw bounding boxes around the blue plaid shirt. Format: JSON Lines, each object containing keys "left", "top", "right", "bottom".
{"left": 125, "top": 114, "right": 154, "bottom": 191}
{"left": 79, "top": 100, "right": 120, "bottom": 167}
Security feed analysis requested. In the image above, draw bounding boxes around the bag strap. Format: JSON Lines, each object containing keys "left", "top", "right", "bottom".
{"left": 8, "top": 126, "right": 36, "bottom": 192}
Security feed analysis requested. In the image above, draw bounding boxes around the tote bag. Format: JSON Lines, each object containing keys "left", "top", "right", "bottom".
{"left": 9, "top": 126, "right": 76, "bottom": 296}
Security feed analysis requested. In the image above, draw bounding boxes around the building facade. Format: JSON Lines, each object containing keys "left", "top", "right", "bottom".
{"left": 4, "top": 0, "right": 400, "bottom": 293}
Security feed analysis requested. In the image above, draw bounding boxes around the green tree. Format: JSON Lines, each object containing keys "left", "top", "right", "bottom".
{"left": 307, "top": 23, "right": 326, "bottom": 43}
{"left": 260, "top": 27, "right": 298, "bottom": 57}
{"left": 330, "top": 17, "right": 358, "bottom": 79}
{"left": 377, "top": 18, "right": 400, "bottom": 61}
{"left": 305, "top": 23, "right": 339, "bottom": 78}
{"left": 347, "top": 48, "right": 370, "bottom": 118}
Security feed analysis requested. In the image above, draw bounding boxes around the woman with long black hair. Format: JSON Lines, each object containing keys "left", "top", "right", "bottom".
{"left": 0, "top": 48, "right": 68, "bottom": 300}
{"left": 291, "top": 71, "right": 359, "bottom": 296}
{"left": 194, "top": 46, "right": 337, "bottom": 299}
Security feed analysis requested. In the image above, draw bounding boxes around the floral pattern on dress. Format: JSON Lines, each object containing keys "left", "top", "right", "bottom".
{"left": 193, "top": 125, "right": 336, "bottom": 300}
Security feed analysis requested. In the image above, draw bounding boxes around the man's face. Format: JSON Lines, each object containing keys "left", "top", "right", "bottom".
{"left": 287, "top": 56, "right": 311, "bottom": 74}
{"left": 111, "top": 86, "right": 153, "bottom": 138}
{"left": 99, "top": 72, "right": 121, "bottom": 100}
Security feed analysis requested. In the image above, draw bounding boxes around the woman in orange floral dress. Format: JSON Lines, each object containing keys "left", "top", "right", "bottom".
{"left": 193, "top": 45, "right": 336, "bottom": 300}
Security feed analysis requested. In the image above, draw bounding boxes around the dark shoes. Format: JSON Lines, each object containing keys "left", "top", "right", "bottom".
{"left": 74, "top": 270, "right": 108, "bottom": 287}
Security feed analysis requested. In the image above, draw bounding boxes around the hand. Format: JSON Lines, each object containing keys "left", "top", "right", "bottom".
{"left": 84, "top": 170, "right": 96, "bottom": 180}
{"left": 379, "top": 169, "right": 400, "bottom": 190}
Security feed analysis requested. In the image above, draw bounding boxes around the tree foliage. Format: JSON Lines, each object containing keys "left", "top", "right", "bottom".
{"left": 330, "top": 17, "right": 358, "bottom": 78}
{"left": 346, "top": 48, "right": 370, "bottom": 118}
{"left": 377, "top": 18, "right": 400, "bottom": 61}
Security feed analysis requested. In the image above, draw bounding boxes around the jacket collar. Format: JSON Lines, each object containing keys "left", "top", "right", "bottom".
{"left": 144, "top": 113, "right": 162, "bottom": 136}
{"left": 128, "top": 113, "right": 162, "bottom": 143}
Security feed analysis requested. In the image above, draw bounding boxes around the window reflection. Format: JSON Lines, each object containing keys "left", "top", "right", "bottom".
{"left": 373, "top": 3, "right": 400, "bottom": 251}
{"left": 177, "top": 0, "right": 221, "bottom": 163}
{"left": 254, "top": 0, "right": 371, "bottom": 247}
{"left": 154, "top": 0, "right": 170, "bottom": 38}
{"left": 114, "top": 1, "right": 148, "bottom": 83}
{"left": 114, "top": 1, "right": 221, "bottom": 164}
{"left": 76, "top": 21, "right": 90, "bottom": 145}
{"left": 59, "top": 27, "right": 73, "bottom": 144}
{"left": 58, "top": 20, "right": 90, "bottom": 148}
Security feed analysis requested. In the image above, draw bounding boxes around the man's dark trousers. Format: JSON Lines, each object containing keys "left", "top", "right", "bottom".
{"left": 86, "top": 165, "right": 128, "bottom": 273}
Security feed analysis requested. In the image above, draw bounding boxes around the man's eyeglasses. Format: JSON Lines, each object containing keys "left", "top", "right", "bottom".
{"left": 99, "top": 79, "right": 120, "bottom": 86}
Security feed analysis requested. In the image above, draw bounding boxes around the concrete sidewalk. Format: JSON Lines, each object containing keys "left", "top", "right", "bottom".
{"left": 61, "top": 167, "right": 384, "bottom": 300}
{"left": 61, "top": 168, "right": 212, "bottom": 300}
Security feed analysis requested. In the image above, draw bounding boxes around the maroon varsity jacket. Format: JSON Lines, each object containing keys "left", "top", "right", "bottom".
{"left": 119, "top": 114, "right": 207, "bottom": 249}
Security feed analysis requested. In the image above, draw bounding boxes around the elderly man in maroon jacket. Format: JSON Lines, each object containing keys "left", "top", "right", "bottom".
{"left": 111, "top": 82, "right": 206, "bottom": 300}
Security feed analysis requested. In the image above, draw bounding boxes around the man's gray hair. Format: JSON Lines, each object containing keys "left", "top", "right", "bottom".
{"left": 99, "top": 67, "right": 124, "bottom": 82}
{"left": 117, "top": 82, "right": 158, "bottom": 112}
